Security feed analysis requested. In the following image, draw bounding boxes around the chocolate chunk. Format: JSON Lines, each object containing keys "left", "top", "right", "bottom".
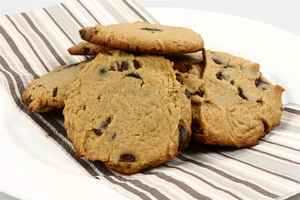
{"left": 125, "top": 72, "right": 144, "bottom": 86}
{"left": 118, "top": 61, "right": 129, "bottom": 72}
{"left": 230, "top": 80, "right": 235, "bottom": 85}
{"left": 141, "top": 27, "right": 162, "bottom": 33}
{"left": 184, "top": 89, "right": 192, "bottom": 99}
{"left": 112, "top": 132, "right": 117, "bottom": 140}
{"left": 255, "top": 77, "right": 269, "bottom": 90}
{"left": 216, "top": 71, "right": 224, "bottom": 80}
{"left": 256, "top": 99, "right": 264, "bottom": 105}
{"left": 178, "top": 120, "right": 190, "bottom": 150}
{"left": 93, "top": 116, "right": 112, "bottom": 136}
{"left": 133, "top": 59, "right": 142, "bottom": 69}
{"left": 237, "top": 87, "right": 248, "bottom": 100}
{"left": 119, "top": 154, "right": 136, "bottom": 162}
{"left": 52, "top": 87, "right": 58, "bottom": 97}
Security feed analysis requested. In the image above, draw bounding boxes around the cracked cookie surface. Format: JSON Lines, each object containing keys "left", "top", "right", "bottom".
{"left": 79, "top": 22, "right": 204, "bottom": 55}
{"left": 22, "top": 61, "right": 88, "bottom": 112}
{"left": 175, "top": 50, "right": 284, "bottom": 147}
{"left": 64, "top": 51, "right": 191, "bottom": 174}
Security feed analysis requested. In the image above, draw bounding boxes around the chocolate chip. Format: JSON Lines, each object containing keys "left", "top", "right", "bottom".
{"left": 256, "top": 99, "right": 264, "bottom": 105}
{"left": 255, "top": 77, "right": 269, "bottom": 90}
{"left": 178, "top": 120, "right": 190, "bottom": 150}
{"left": 133, "top": 59, "right": 142, "bottom": 69}
{"left": 99, "top": 68, "right": 108, "bottom": 75}
{"left": 119, "top": 154, "right": 136, "bottom": 162}
{"left": 216, "top": 71, "right": 224, "bottom": 80}
{"left": 237, "top": 87, "right": 248, "bottom": 100}
{"left": 118, "top": 61, "right": 129, "bottom": 72}
{"left": 125, "top": 72, "right": 144, "bottom": 86}
{"left": 93, "top": 116, "right": 112, "bottom": 136}
{"left": 52, "top": 87, "right": 58, "bottom": 97}
{"left": 191, "top": 118, "right": 202, "bottom": 134}
{"left": 230, "top": 80, "right": 235, "bottom": 85}
{"left": 141, "top": 27, "right": 162, "bottom": 33}
{"left": 112, "top": 132, "right": 117, "bottom": 140}
{"left": 184, "top": 89, "right": 192, "bottom": 99}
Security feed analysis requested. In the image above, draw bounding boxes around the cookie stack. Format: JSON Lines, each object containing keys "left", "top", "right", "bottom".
{"left": 22, "top": 22, "right": 284, "bottom": 174}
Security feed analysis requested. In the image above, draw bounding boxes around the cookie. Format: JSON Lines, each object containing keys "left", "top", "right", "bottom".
{"left": 175, "top": 50, "right": 284, "bottom": 148}
{"left": 68, "top": 41, "right": 111, "bottom": 56}
{"left": 79, "top": 22, "right": 204, "bottom": 55}
{"left": 22, "top": 61, "right": 88, "bottom": 112}
{"left": 64, "top": 51, "right": 192, "bottom": 174}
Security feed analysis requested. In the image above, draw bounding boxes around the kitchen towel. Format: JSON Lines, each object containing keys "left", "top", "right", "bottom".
{"left": 0, "top": 0, "right": 300, "bottom": 199}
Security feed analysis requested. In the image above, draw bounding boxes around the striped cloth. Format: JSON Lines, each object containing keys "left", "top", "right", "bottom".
{"left": 0, "top": 0, "right": 300, "bottom": 199}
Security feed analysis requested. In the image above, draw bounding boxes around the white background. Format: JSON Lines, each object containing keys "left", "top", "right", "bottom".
{"left": 0, "top": 0, "right": 300, "bottom": 35}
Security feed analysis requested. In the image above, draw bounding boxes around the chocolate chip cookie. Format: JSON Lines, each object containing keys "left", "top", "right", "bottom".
{"left": 22, "top": 61, "right": 88, "bottom": 112}
{"left": 79, "top": 22, "right": 204, "bottom": 55}
{"left": 175, "top": 50, "right": 284, "bottom": 148}
{"left": 64, "top": 51, "right": 192, "bottom": 174}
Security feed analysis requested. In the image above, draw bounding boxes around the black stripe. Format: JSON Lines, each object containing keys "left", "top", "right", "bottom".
{"left": 166, "top": 165, "right": 243, "bottom": 200}
{"left": 147, "top": 171, "right": 212, "bottom": 200}
{"left": 0, "top": 55, "right": 98, "bottom": 176}
{"left": 262, "top": 139, "right": 300, "bottom": 152}
{"left": 0, "top": 25, "right": 39, "bottom": 78}
{"left": 218, "top": 152, "right": 300, "bottom": 184}
{"left": 76, "top": 0, "right": 101, "bottom": 24}
{"left": 6, "top": 15, "right": 50, "bottom": 72}
{"left": 178, "top": 154, "right": 279, "bottom": 198}
{"left": 122, "top": 0, "right": 148, "bottom": 22}
{"left": 60, "top": 3, "right": 85, "bottom": 28}
{"left": 43, "top": 8, "right": 76, "bottom": 45}
{"left": 284, "top": 107, "right": 300, "bottom": 115}
{"left": 21, "top": 13, "right": 66, "bottom": 65}
{"left": 250, "top": 148, "right": 300, "bottom": 166}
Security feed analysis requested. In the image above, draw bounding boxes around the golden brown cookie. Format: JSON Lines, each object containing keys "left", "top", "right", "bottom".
{"left": 79, "top": 22, "right": 204, "bottom": 55}
{"left": 22, "top": 61, "right": 88, "bottom": 112}
{"left": 64, "top": 51, "right": 191, "bottom": 174}
{"left": 175, "top": 50, "right": 284, "bottom": 148}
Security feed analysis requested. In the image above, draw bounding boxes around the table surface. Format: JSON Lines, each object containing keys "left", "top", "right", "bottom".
{"left": 0, "top": 1, "right": 299, "bottom": 200}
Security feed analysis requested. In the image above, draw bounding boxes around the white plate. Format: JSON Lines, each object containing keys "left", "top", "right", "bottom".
{"left": 1, "top": 7, "right": 300, "bottom": 200}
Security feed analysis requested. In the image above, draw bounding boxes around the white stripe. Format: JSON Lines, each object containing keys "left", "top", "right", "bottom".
{"left": 156, "top": 166, "right": 245, "bottom": 200}
{"left": 9, "top": 15, "right": 61, "bottom": 69}
{"left": 62, "top": 1, "right": 98, "bottom": 26}
{"left": 184, "top": 153, "right": 297, "bottom": 195}
{"left": 26, "top": 11, "right": 75, "bottom": 63}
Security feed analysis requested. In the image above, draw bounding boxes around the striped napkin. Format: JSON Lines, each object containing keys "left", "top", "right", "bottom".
{"left": 0, "top": 0, "right": 300, "bottom": 199}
